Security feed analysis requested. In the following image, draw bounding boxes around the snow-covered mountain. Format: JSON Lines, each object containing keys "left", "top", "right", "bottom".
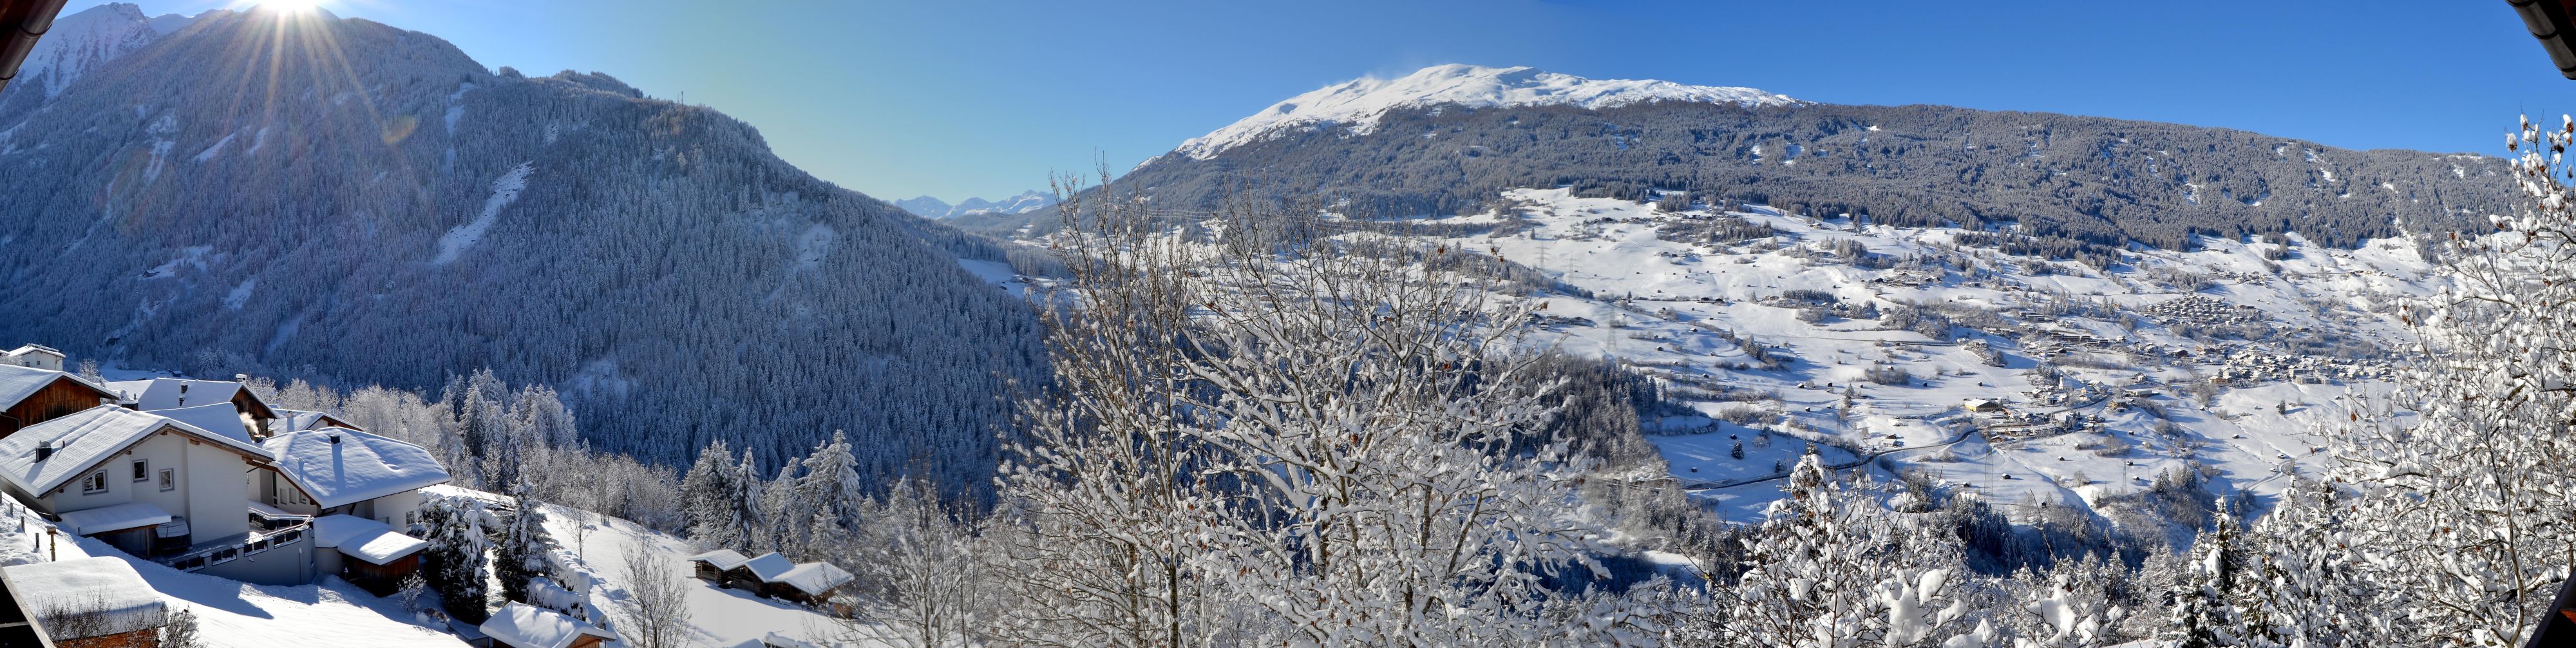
{"left": 0, "top": 6, "right": 1044, "bottom": 485}
{"left": 895, "top": 195, "right": 954, "bottom": 218}
{"left": 898, "top": 189, "right": 1057, "bottom": 219}
{"left": 1170, "top": 64, "right": 1799, "bottom": 160}
{"left": 12, "top": 3, "right": 209, "bottom": 97}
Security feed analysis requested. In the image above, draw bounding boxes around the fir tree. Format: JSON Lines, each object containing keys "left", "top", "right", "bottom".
{"left": 492, "top": 482, "right": 559, "bottom": 604}
{"left": 679, "top": 439, "right": 749, "bottom": 551}
{"left": 421, "top": 494, "right": 493, "bottom": 624}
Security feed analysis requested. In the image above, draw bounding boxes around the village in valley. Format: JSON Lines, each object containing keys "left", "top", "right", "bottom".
{"left": 1387, "top": 188, "right": 2432, "bottom": 520}
{"left": 0, "top": 345, "right": 856, "bottom": 648}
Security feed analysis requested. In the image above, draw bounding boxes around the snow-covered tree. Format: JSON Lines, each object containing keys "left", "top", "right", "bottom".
{"left": 985, "top": 178, "right": 1668, "bottom": 647}
{"left": 789, "top": 432, "right": 863, "bottom": 562}
{"left": 2165, "top": 502, "right": 2246, "bottom": 648}
{"left": 680, "top": 439, "right": 754, "bottom": 551}
{"left": 2291, "top": 116, "right": 2576, "bottom": 646}
{"left": 421, "top": 493, "right": 495, "bottom": 623}
{"left": 1710, "top": 452, "right": 1986, "bottom": 647}
{"left": 492, "top": 484, "right": 559, "bottom": 605}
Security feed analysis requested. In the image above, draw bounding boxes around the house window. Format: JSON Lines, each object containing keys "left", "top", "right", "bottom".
{"left": 132, "top": 459, "right": 148, "bottom": 482}
{"left": 159, "top": 468, "right": 175, "bottom": 491}
{"left": 281, "top": 486, "right": 309, "bottom": 506}
{"left": 80, "top": 472, "right": 107, "bottom": 494}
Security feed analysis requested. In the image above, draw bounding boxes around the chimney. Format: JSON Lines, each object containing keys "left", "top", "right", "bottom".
{"left": 234, "top": 374, "right": 249, "bottom": 382}
{"left": 34, "top": 441, "right": 52, "bottom": 462}
{"left": 328, "top": 434, "right": 341, "bottom": 444}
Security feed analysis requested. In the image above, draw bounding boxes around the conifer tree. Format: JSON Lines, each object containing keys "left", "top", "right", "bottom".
{"left": 492, "top": 483, "right": 559, "bottom": 605}
{"left": 421, "top": 494, "right": 494, "bottom": 624}
{"left": 680, "top": 439, "right": 749, "bottom": 551}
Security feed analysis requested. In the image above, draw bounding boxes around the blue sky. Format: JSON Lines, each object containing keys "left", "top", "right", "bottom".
{"left": 98, "top": 1, "right": 2576, "bottom": 204}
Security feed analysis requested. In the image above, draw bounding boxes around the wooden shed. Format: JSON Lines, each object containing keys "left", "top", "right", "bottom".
{"left": 0, "top": 365, "right": 117, "bottom": 439}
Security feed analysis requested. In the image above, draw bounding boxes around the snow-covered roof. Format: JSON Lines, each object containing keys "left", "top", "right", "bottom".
{"left": 480, "top": 602, "right": 617, "bottom": 648}
{"left": 272, "top": 408, "right": 363, "bottom": 433}
{"left": 685, "top": 549, "right": 750, "bottom": 571}
{"left": 263, "top": 428, "right": 451, "bottom": 510}
{"left": 762, "top": 633, "right": 824, "bottom": 648}
{"left": 4, "top": 557, "right": 166, "bottom": 640}
{"left": 742, "top": 552, "right": 796, "bottom": 582}
{"left": 152, "top": 402, "right": 257, "bottom": 446}
{"left": 0, "top": 405, "right": 270, "bottom": 495}
{"left": 772, "top": 562, "right": 853, "bottom": 596}
{"left": 56, "top": 501, "right": 172, "bottom": 535}
{"left": 5, "top": 344, "right": 59, "bottom": 357}
{"left": 312, "top": 515, "right": 428, "bottom": 564}
{"left": 0, "top": 363, "right": 111, "bottom": 410}
{"left": 107, "top": 377, "right": 270, "bottom": 415}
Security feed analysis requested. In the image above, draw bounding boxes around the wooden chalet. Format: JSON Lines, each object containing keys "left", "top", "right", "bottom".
{"left": 686, "top": 549, "right": 752, "bottom": 584}
{"left": 0, "top": 365, "right": 117, "bottom": 439}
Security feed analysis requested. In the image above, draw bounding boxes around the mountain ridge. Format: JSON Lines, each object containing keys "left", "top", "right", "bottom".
{"left": 0, "top": 6, "right": 1044, "bottom": 488}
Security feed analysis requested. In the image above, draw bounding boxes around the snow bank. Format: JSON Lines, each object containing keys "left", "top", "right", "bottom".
{"left": 1172, "top": 64, "right": 1797, "bottom": 160}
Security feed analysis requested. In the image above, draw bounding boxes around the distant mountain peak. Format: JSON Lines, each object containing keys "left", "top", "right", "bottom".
{"left": 898, "top": 190, "right": 1056, "bottom": 219}
{"left": 1170, "top": 64, "right": 1798, "bottom": 160}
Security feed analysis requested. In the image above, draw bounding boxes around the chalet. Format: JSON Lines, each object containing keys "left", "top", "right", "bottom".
{"left": 687, "top": 549, "right": 752, "bottom": 583}
{"left": 108, "top": 377, "right": 280, "bottom": 439}
{"left": 743, "top": 552, "right": 797, "bottom": 593}
{"left": 767, "top": 562, "right": 855, "bottom": 613}
{"left": 482, "top": 603, "right": 618, "bottom": 648}
{"left": 704, "top": 551, "right": 855, "bottom": 613}
{"left": 0, "top": 406, "right": 272, "bottom": 563}
{"left": 256, "top": 428, "right": 451, "bottom": 529}
{"left": 311, "top": 515, "right": 430, "bottom": 596}
{"left": 3, "top": 558, "right": 162, "bottom": 648}
{"left": 0, "top": 365, "right": 119, "bottom": 439}
{"left": 1, "top": 345, "right": 62, "bottom": 372}
{"left": 1962, "top": 399, "right": 2006, "bottom": 414}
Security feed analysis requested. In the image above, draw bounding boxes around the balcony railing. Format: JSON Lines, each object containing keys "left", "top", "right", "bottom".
{"left": 162, "top": 521, "right": 307, "bottom": 573}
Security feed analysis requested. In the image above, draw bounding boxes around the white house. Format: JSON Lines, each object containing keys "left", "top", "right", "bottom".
{"left": 255, "top": 427, "right": 451, "bottom": 529}
{"left": 0, "top": 405, "right": 314, "bottom": 584}
{"left": 1, "top": 345, "right": 63, "bottom": 372}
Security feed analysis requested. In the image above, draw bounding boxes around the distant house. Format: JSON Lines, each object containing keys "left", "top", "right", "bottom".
{"left": 108, "top": 378, "right": 279, "bottom": 439}
{"left": 686, "top": 549, "right": 751, "bottom": 583}
{"left": 766, "top": 562, "right": 855, "bottom": 613}
{"left": 1962, "top": 399, "right": 2005, "bottom": 414}
{"left": 0, "top": 365, "right": 119, "bottom": 439}
{"left": 0, "top": 406, "right": 272, "bottom": 562}
{"left": 1, "top": 345, "right": 64, "bottom": 372}
{"left": 255, "top": 428, "right": 450, "bottom": 529}
{"left": 481, "top": 602, "right": 618, "bottom": 648}
{"left": 5, "top": 557, "right": 166, "bottom": 648}
{"left": 705, "top": 551, "right": 853, "bottom": 613}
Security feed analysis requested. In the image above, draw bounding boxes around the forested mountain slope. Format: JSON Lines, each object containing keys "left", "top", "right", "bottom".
{"left": 961, "top": 65, "right": 2516, "bottom": 257}
{"left": 0, "top": 6, "right": 1043, "bottom": 486}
